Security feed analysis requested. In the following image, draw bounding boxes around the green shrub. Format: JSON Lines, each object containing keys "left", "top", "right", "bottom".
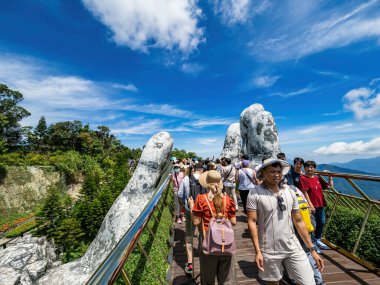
{"left": 0, "top": 152, "right": 25, "bottom": 165}
{"left": 325, "top": 205, "right": 380, "bottom": 266}
{"left": 52, "top": 151, "right": 83, "bottom": 183}
{"left": 82, "top": 155, "right": 103, "bottom": 178}
{"left": 24, "top": 152, "right": 51, "bottom": 165}
{"left": 5, "top": 219, "right": 37, "bottom": 238}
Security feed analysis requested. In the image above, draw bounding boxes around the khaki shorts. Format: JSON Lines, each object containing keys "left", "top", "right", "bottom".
{"left": 260, "top": 249, "right": 315, "bottom": 284}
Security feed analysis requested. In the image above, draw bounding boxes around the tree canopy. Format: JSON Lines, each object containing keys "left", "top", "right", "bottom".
{"left": 0, "top": 84, "right": 31, "bottom": 152}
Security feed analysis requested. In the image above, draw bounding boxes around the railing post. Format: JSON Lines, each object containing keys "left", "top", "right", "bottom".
{"left": 324, "top": 191, "right": 341, "bottom": 234}
{"left": 137, "top": 240, "right": 165, "bottom": 285}
{"left": 352, "top": 204, "right": 373, "bottom": 255}
{"left": 345, "top": 178, "right": 372, "bottom": 202}
{"left": 145, "top": 224, "right": 168, "bottom": 262}
{"left": 120, "top": 269, "right": 132, "bottom": 285}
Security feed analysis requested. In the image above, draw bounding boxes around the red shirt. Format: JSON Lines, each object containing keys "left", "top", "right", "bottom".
{"left": 299, "top": 175, "right": 328, "bottom": 207}
{"left": 192, "top": 194, "right": 236, "bottom": 232}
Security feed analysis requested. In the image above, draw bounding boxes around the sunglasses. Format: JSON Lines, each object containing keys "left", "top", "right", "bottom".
{"left": 277, "top": 196, "right": 286, "bottom": 212}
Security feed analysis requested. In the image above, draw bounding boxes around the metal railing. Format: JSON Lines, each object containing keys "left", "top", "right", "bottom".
{"left": 87, "top": 162, "right": 173, "bottom": 285}
{"left": 316, "top": 170, "right": 380, "bottom": 275}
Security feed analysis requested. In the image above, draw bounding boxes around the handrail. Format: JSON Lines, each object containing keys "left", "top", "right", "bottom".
{"left": 316, "top": 170, "right": 380, "bottom": 182}
{"left": 87, "top": 163, "right": 172, "bottom": 285}
{"left": 315, "top": 170, "right": 380, "bottom": 275}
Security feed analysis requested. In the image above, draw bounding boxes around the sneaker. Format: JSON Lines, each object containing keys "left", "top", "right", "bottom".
{"left": 281, "top": 275, "right": 297, "bottom": 285}
{"left": 316, "top": 239, "right": 330, "bottom": 250}
{"left": 177, "top": 218, "right": 182, "bottom": 224}
{"left": 185, "top": 263, "right": 193, "bottom": 275}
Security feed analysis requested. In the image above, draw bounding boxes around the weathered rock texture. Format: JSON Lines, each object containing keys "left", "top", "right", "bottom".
{"left": 240, "top": 104, "right": 280, "bottom": 164}
{"left": 36, "top": 132, "right": 173, "bottom": 285}
{"left": 220, "top": 123, "right": 241, "bottom": 161}
{"left": 0, "top": 235, "right": 58, "bottom": 285}
{"left": 0, "top": 166, "right": 81, "bottom": 212}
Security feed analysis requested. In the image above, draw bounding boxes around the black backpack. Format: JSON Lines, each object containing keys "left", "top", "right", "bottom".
{"left": 189, "top": 174, "right": 206, "bottom": 201}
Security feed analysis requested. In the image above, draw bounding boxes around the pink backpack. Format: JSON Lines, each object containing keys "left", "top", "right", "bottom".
{"left": 202, "top": 194, "right": 236, "bottom": 255}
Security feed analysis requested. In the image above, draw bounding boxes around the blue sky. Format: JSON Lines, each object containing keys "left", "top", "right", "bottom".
{"left": 1, "top": 0, "right": 380, "bottom": 163}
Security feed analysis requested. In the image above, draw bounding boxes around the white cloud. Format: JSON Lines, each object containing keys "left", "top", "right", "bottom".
{"left": 0, "top": 54, "right": 193, "bottom": 129}
{"left": 343, "top": 86, "right": 380, "bottom": 119}
{"left": 112, "top": 119, "right": 164, "bottom": 135}
{"left": 370, "top": 77, "right": 380, "bottom": 85}
{"left": 82, "top": 0, "right": 204, "bottom": 54}
{"left": 121, "top": 103, "right": 192, "bottom": 118}
{"left": 278, "top": 119, "right": 380, "bottom": 163}
{"left": 322, "top": 112, "right": 341, "bottom": 116}
{"left": 253, "top": 0, "right": 272, "bottom": 15}
{"left": 18, "top": 76, "right": 114, "bottom": 109}
{"left": 270, "top": 86, "right": 315, "bottom": 98}
{"left": 191, "top": 118, "right": 237, "bottom": 128}
{"left": 198, "top": 138, "right": 218, "bottom": 145}
{"left": 181, "top": 63, "right": 205, "bottom": 75}
{"left": 281, "top": 120, "right": 380, "bottom": 143}
{"left": 316, "top": 70, "right": 349, "bottom": 80}
{"left": 111, "top": 83, "right": 138, "bottom": 92}
{"left": 249, "top": 0, "right": 380, "bottom": 61}
{"left": 313, "top": 137, "right": 380, "bottom": 155}
{"left": 213, "top": 0, "right": 251, "bottom": 26}
{"left": 251, "top": 75, "right": 279, "bottom": 88}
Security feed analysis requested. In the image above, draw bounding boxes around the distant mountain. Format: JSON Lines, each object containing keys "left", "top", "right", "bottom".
{"left": 317, "top": 164, "right": 377, "bottom": 176}
{"left": 316, "top": 164, "right": 380, "bottom": 200}
{"left": 331, "top": 156, "right": 380, "bottom": 175}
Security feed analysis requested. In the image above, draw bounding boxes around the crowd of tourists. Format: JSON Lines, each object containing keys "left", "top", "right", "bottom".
{"left": 169, "top": 153, "right": 333, "bottom": 285}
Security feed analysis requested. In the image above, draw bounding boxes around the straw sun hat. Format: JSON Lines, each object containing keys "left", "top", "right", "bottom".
{"left": 199, "top": 170, "right": 223, "bottom": 189}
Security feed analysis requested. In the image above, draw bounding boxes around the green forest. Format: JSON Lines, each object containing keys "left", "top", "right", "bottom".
{"left": 0, "top": 83, "right": 196, "bottom": 264}
{"left": 0, "top": 83, "right": 143, "bottom": 261}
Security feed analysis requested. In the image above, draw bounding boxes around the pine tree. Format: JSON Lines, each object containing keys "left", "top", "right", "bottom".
{"left": 33, "top": 116, "right": 48, "bottom": 151}
{"left": 53, "top": 218, "right": 84, "bottom": 251}
{"left": 89, "top": 198, "right": 104, "bottom": 239}
{"left": 36, "top": 184, "right": 65, "bottom": 236}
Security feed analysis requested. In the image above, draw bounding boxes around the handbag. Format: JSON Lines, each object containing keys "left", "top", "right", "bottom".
{"left": 202, "top": 195, "right": 236, "bottom": 255}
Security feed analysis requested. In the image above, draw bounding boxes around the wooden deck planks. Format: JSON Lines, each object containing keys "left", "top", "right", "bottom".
{"left": 170, "top": 209, "right": 380, "bottom": 285}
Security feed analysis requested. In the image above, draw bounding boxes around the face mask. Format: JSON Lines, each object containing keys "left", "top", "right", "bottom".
{"left": 174, "top": 168, "right": 180, "bottom": 173}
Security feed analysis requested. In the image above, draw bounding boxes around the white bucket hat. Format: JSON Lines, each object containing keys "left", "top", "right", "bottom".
{"left": 257, "top": 158, "right": 291, "bottom": 177}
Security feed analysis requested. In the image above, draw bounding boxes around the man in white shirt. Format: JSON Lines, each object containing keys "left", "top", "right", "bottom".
{"left": 246, "top": 158, "right": 324, "bottom": 285}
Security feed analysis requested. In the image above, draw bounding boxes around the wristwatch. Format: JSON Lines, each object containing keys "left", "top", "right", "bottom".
{"left": 309, "top": 245, "right": 318, "bottom": 252}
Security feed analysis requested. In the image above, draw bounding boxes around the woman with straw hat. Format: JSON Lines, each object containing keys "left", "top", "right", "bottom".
{"left": 189, "top": 170, "right": 237, "bottom": 285}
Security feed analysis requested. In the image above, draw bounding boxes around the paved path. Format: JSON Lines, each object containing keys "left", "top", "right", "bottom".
{"left": 170, "top": 208, "right": 380, "bottom": 284}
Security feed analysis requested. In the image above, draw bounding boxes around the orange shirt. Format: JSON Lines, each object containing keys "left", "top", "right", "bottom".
{"left": 192, "top": 194, "right": 236, "bottom": 231}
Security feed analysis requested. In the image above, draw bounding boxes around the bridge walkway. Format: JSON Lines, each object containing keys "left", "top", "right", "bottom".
{"left": 170, "top": 207, "right": 380, "bottom": 285}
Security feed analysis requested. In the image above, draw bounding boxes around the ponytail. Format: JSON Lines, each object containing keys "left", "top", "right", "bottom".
{"left": 207, "top": 182, "right": 224, "bottom": 215}
{"left": 213, "top": 194, "right": 223, "bottom": 214}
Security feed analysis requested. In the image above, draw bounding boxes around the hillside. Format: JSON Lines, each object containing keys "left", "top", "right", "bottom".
{"left": 331, "top": 156, "right": 380, "bottom": 175}
{"left": 317, "top": 164, "right": 380, "bottom": 200}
